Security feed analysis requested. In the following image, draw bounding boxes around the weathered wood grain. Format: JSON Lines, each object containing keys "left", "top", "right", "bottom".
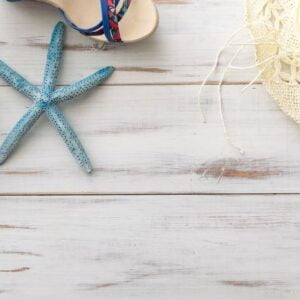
{"left": 0, "top": 0, "right": 257, "bottom": 85}
{"left": 1, "top": 84, "right": 300, "bottom": 194}
{"left": 1, "top": 0, "right": 289, "bottom": 195}
{"left": 1, "top": 1, "right": 297, "bottom": 299}
{"left": 0, "top": 195, "right": 299, "bottom": 300}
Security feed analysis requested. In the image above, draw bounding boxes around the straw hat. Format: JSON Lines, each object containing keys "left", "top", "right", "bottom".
{"left": 247, "top": 0, "right": 300, "bottom": 123}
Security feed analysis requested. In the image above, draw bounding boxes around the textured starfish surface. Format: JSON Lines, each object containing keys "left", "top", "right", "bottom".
{"left": 0, "top": 22, "right": 114, "bottom": 173}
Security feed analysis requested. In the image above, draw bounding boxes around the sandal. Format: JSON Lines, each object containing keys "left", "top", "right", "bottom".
{"left": 7, "top": 0, "right": 159, "bottom": 43}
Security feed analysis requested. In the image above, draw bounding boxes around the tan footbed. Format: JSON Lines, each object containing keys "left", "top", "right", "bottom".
{"left": 36, "top": 0, "right": 159, "bottom": 43}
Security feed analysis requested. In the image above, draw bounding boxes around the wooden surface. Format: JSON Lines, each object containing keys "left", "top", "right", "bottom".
{"left": 0, "top": 0, "right": 300, "bottom": 299}
{"left": 1, "top": 195, "right": 300, "bottom": 300}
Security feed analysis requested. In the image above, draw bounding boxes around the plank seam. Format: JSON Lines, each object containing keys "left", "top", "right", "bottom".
{"left": 0, "top": 82, "right": 262, "bottom": 87}
{"left": 0, "top": 192, "right": 299, "bottom": 197}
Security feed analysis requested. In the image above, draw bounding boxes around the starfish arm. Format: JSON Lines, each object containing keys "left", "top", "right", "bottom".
{"left": 42, "top": 22, "right": 65, "bottom": 95}
{"left": 51, "top": 66, "right": 114, "bottom": 104}
{"left": 0, "top": 51, "right": 91, "bottom": 172}
{"left": 45, "top": 106, "right": 92, "bottom": 173}
{"left": 0, "top": 102, "right": 44, "bottom": 164}
{"left": 0, "top": 60, "right": 41, "bottom": 101}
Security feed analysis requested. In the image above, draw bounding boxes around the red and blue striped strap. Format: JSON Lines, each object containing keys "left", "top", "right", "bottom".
{"left": 60, "top": 0, "right": 131, "bottom": 43}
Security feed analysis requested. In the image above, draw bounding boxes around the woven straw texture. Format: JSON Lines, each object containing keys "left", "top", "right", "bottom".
{"left": 247, "top": 0, "right": 300, "bottom": 123}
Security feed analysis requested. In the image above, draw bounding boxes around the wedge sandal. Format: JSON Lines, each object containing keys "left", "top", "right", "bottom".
{"left": 7, "top": 0, "right": 159, "bottom": 43}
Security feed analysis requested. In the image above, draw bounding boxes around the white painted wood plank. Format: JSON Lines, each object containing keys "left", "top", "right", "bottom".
{"left": 0, "top": 195, "right": 299, "bottom": 300}
{"left": 1, "top": 84, "right": 300, "bottom": 194}
{"left": 0, "top": 0, "right": 257, "bottom": 85}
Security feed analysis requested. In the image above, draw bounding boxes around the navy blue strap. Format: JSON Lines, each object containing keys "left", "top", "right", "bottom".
{"left": 101, "top": 0, "right": 114, "bottom": 42}
{"left": 60, "top": 9, "right": 103, "bottom": 34}
{"left": 59, "top": 0, "right": 131, "bottom": 42}
{"left": 59, "top": 0, "right": 120, "bottom": 35}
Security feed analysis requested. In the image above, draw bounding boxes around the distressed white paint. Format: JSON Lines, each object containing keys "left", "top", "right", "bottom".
{"left": 0, "top": 0, "right": 257, "bottom": 85}
{"left": 1, "top": 0, "right": 294, "bottom": 194}
{"left": 0, "top": 1, "right": 299, "bottom": 299}
{"left": 0, "top": 196, "right": 299, "bottom": 300}
{"left": 0, "top": 84, "right": 300, "bottom": 194}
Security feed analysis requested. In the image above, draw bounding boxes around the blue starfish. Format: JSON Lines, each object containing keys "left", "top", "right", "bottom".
{"left": 0, "top": 22, "right": 114, "bottom": 173}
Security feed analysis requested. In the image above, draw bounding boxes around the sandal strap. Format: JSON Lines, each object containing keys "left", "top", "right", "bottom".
{"left": 90, "top": 0, "right": 131, "bottom": 42}
{"left": 59, "top": 0, "right": 120, "bottom": 35}
{"left": 101, "top": 0, "right": 120, "bottom": 42}
{"left": 59, "top": 0, "right": 131, "bottom": 42}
